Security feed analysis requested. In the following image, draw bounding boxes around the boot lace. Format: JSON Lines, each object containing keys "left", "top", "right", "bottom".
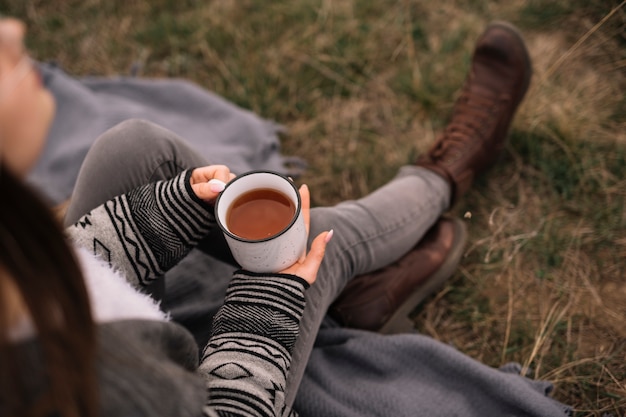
{"left": 430, "top": 83, "right": 510, "bottom": 164}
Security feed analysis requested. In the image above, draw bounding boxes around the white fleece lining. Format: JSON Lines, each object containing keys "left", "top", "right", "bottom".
{"left": 75, "top": 247, "right": 168, "bottom": 323}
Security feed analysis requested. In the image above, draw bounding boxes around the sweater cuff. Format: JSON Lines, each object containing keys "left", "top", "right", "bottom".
{"left": 123, "top": 169, "right": 215, "bottom": 274}
{"left": 182, "top": 169, "right": 215, "bottom": 215}
{"left": 158, "top": 169, "right": 215, "bottom": 236}
{"left": 129, "top": 169, "right": 214, "bottom": 248}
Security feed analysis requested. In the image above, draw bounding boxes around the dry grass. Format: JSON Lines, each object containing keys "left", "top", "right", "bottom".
{"left": 3, "top": 0, "right": 625, "bottom": 415}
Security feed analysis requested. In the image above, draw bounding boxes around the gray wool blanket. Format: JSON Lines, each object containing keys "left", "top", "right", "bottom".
{"left": 30, "top": 62, "right": 572, "bottom": 417}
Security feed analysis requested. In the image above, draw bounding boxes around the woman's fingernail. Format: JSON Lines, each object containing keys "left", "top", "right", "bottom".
{"left": 324, "top": 229, "right": 334, "bottom": 243}
{"left": 208, "top": 179, "right": 226, "bottom": 193}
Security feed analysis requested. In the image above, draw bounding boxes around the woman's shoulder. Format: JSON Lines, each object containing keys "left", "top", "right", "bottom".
{"left": 13, "top": 317, "right": 205, "bottom": 417}
{"left": 95, "top": 319, "right": 207, "bottom": 417}
{"left": 98, "top": 319, "right": 199, "bottom": 370}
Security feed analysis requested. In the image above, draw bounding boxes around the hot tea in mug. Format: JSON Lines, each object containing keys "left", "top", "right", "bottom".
{"left": 214, "top": 170, "right": 307, "bottom": 273}
{"left": 226, "top": 188, "right": 296, "bottom": 240}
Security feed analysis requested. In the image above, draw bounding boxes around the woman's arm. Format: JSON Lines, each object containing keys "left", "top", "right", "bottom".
{"left": 198, "top": 224, "right": 331, "bottom": 417}
{"left": 199, "top": 271, "right": 308, "bottom": 417}
{"left": 66, "top": 169, "right": 214, "bottom": 288}
{"left": 67, "top": 168, "right": 329, "bottom": 416}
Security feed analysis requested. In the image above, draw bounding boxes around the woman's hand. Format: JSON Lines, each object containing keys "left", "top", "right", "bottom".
{"left": 189, "top": 165, "right": 236, "bottom": 202}
{"left": 279, "top": 184, "right": 333, "bottom": 285}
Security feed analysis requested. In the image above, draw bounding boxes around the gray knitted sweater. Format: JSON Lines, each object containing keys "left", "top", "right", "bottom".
{"left": 60, "top": 170, "right": 304, "bottom": 417}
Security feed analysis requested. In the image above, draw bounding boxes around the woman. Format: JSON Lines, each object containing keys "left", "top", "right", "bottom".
{"left": 0, "top": 16, "right": 331, "bottom": 416}
{"left": 1, "top": 16, "right": 571, "bottom": 417}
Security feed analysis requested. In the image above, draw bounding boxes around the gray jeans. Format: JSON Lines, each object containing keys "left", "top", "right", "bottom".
{"left": 64, "top": 119, "right": 451, "bottom": 407}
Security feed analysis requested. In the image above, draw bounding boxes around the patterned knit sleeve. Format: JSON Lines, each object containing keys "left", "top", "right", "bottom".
{"left": 66, "top": 170, "right": 213, "bottom": 289}
{"left": 198, "top": 271, "right": 308, "bottom": 417}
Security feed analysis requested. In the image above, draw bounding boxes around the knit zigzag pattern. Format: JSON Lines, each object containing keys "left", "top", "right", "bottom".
{"left": 103, "top": 196, "right": 159, "bottom": 284}
{"left": 67, "top": 170, "right": 214, "bottom": 287}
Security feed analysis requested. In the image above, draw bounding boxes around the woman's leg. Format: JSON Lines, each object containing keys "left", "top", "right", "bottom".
{"left": 64, "top": 119, "right": 210, "bottom": 227}
{"left": 285, "top": 165, "right": 451, "bottom": 405}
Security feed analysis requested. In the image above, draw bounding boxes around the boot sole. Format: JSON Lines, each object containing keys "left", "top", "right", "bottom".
{"left": 379, "top": 217, "right": 468, "bottom": 334}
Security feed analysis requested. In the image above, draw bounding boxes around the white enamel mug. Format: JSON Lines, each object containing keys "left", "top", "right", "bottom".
{"left": 214, "top": 170, "right": 307, "bottom": 273}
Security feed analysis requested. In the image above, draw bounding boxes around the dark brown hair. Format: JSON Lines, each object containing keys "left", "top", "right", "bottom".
{"left": 0, "top": 163, "right": 98, "bottom": 417}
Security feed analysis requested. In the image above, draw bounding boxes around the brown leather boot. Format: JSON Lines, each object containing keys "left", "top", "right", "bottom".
{"left": 416, "top": 21, "right": 532, "bottom": 205}
{"left": 328, "top": 216, "right": 467, "bottom": 334}
{"left": 328, "top": 23, "right": 530, "bottom": 334}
